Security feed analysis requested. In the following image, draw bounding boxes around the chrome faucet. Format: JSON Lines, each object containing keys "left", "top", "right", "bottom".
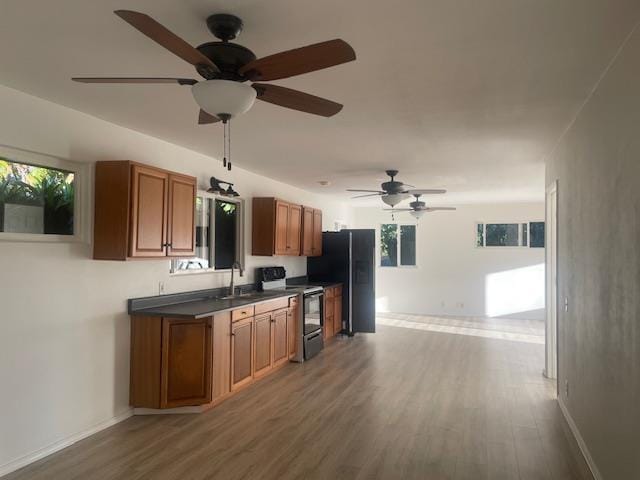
{"left": 228, "top": 261, "right": 244, "bottom": 297}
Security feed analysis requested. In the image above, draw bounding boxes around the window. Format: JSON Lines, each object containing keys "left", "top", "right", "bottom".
{"left": 380, "top": 223, "right": 416, "bottom": 267}
{"left": 171, "top": 193, "right": 244, "bottom": 274}
{"left": 529, "top": 222, "right": 545, "bottom": 248}
{"left": 476, "top": 222, "right": 545, "bottom": 248}
{"left": 0, "top": 147, "right": 87, "bottom": 242}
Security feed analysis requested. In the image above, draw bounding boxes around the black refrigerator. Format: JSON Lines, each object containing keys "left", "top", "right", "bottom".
{"left": 307, "top": 229, "right": 376, "bottom": 335}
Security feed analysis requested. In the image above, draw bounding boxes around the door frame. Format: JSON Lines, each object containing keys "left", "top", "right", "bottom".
{"left": 545, "top": 180, "right": 558, "bottom": 381}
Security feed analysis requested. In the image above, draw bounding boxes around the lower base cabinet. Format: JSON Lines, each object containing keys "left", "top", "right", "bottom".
{"left": 323, "top": 285, "right": 343, "bottom": 340}
{"left": 161, "top": 317, "right": 213, "bottom": 408}
{"left": 253, "top": 313, "right": 272, "bottom": 378}
{"left": 272, "top": 309, "right": 289, "bottom": 366}
{"left": 130, "top": 295, "right": 300, "bottom": 410}
{"left": 231, "top": 317, "right": 254, "bottom": 391}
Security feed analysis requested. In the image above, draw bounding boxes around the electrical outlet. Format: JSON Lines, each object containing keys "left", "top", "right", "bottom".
{"left": 565, "top": 379, "right": 569, "bottom": 398}
{"left": 159, "top": 281, "right": 165, "bottom": 295}
{"left": 564, "top": 297, "right": 569, "bottom": 312}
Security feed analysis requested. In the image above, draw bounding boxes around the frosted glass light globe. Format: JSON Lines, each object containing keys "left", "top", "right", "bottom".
{"left": 191, "top": 80, "right": 256, "bottom": 118}
{"left": 381, "top": 193, "right": 409, "bottom": 207}
{"left": 409, "top": 209, "right": 426, "bottom": 219}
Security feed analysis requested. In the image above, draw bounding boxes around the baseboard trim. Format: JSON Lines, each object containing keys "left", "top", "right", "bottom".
{"left": 0, "top": 408, "right": 133, "bottom": 478}
{"left": 557, "top": 397, "right": 601, "bottom": 480}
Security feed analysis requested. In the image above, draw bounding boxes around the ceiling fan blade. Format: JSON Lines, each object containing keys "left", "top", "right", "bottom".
{"left": 198, "top": 110, "right": 220, "bottom": 124}
{"left": 346, "top": 189, "right": 384, "bottom": 193}
{"left": 72, "top": 77, "right": 197, "bottom": 85}
{"left": 239, "top": 39, "right": 356, "bottom": 81}
{"left": 407, "top": 189, "right": 447, "bottom": 195}
{"left": 114, "top": 10, "right": 219, "bottom": 72}
{"left": 425, "top": 207, "right": 457, "bottom": 211}
{"left": 383, "top": 209, "right": 412, "bottom": 211}
{"left": 253, "top": 83, "right": 343, "bottom": 117}
{"left": 351, "top": 193, "right": 384, "bottom": 199}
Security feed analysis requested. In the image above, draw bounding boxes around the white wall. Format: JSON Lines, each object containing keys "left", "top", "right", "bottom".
{"left": 546, "top": 23, "right": 640, "bottom": 480}
{"left": 352, "top": 203, "right": 545, "bottom": 319}
{"left": 0, "top": 84, "right": 351, "bottom": 475}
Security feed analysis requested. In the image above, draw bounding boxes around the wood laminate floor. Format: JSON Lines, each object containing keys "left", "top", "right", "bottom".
{"left": 6, "top": 316, "right": 587, "bottom": 480}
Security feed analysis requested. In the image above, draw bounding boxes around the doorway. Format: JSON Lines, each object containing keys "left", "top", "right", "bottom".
{"left": 545, "top": 181, "right": 558, "bottom": 380}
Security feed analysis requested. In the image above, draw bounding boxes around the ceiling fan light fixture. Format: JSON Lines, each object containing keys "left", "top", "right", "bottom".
{"left": 381, "top": 193, "right": 409, "bottom": 207}
{"left": 191, "top": 79, "right": 256, "bottom": 118}
{"left": 409, "top": 209, "right": 426, "bottom": 220}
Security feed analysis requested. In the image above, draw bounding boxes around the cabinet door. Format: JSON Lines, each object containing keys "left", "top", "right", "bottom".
{"left": 274, "top": 200, "right": 290, "bottom": 256}
{"left": 334, "top": 295, "right": 343, "bottom": 335}
{"left": 312, "top": 209, "right": 323, "bottom": 256}
{"left": 160, "top": 318, "right": 212, "bottom": 408}
{"left": 254, "top": 313, "right": 273, "bottom": 377}
{"left": 272, "top": 309, "right": 289, "bottom": 366}
{"left": 287, "top": 204, "right": 302, "bottom": 255}
{"left": 212, "top": 312, "right": 231, "bottom": 402}
{"left": 324, "top": 294, "right": 335, "bottom": 339}
{"left": 301, "top": 207, "right": 314, "bottom": 256}
{"left": 288, "top": 298, "right": 299, "bottom": 358}
{"left": 231, "top": 317, "right": 254, "bottom": 391}
{"left": 130, "top": 164, "right": 168, "bottom": 257}
{"left": 167, "top": 174, "right": 196, "bottom": 257}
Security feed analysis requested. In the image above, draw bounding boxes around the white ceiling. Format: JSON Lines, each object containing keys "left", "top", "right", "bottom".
{"left": 1, "top": 0, "right": 638, "bottom": 205}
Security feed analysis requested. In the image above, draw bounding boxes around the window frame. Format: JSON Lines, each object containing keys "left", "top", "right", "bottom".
{"left": 0, "top": 145, "right": 89, "bottom": 244}
{"left": 170, "top": 190, "right": 245, "bottom": 275}
{"left": 475, "top": 220, "right": 545, "bottom": 249}
{"left": 379, "top": 222, "right": 418, "bottom": 268}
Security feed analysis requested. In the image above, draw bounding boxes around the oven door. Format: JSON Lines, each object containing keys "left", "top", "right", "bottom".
{"left": 303, "top": 291, "right": 323, "bottom": 335}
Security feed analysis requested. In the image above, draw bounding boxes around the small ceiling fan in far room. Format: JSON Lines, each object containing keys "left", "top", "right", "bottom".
{"left": 72, "top": 10, "right": 356, "bottom": 170}
{"left": 347, "top": 170, "right": 447, "bottom": 207}
{"left": 384, "top": 193, "right": 457, "bottom": 220}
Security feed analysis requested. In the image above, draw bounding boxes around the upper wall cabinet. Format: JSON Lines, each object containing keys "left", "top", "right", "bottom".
{"left": 252, "top": 198, "right": 307, "bottom": 256}
{"left": 94, "top": 161, "right": 196, "bottom": 260}
{"left": 302, "top": 207, "right": 323, "bottom": 257}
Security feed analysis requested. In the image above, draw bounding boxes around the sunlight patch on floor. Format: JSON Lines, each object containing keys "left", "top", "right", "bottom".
{"left": 377, "top": 313, "right": 545, "bottom": 345}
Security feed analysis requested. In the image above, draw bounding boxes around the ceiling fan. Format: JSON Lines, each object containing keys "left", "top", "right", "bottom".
{"left": 72, "top": 11, "right": 356, "bottom": 122}
{"left": 384, "top": 193, "right": 456, "bottom": 219}
{"left": 347, "top": 170, "right": 446, "bottom": 207}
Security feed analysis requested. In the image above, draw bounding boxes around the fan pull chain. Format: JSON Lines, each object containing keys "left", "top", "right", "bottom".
{"left": 222, "top": 120, "right": 228, "bottom": 168}
{"left": 227, "top": 120, "right": 232, "bottom": 171}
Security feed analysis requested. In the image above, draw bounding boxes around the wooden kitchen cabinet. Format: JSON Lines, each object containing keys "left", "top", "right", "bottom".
{"left": 302, "top": 207, "right": 323, "bottom": 257}
{"left": 324, "top": 293, "right": 335, "bottom": 340}
{"left": 272, "top": 308, "right": 289, "bottom": 366}
{"left": 212, "top": 311, "right": 231, "bottom": 402}
{"left": 312, "top": 208, "right": 323, "bottom": 256}
{"left": 130, "top": 294, "right": 299, "bottom": 410}
{"left": 252, "top": 198, "right": 310, "bottom": 256}
{"left": 231, "top": 317, "right": 254, "bottom": 391}
{"left": 254, "top": 313, "right": 273, "bottom": 377}
{"left": 334, "top": 291, "right": 343, "bottom": 335}
{"left": 160, "top": 317, "right": 212, "bottom": 408}
{"left": 94, "top": 160, "right": 196, "bottom": 260}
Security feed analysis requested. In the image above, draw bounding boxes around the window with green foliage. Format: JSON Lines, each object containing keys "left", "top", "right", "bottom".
{"left": 0, "top": 158, "right": 75, "bottom": 235}
{"left": 476, "top": 222, "right": 545, "bottom": 248}
{"left": 380, "top": 224, "right": 398, "bottom": 266}
{"left": 381, "top": 223, "right": 416, "bottom": 267}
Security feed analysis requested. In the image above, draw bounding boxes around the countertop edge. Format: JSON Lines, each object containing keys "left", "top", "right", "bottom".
{"left": 130, "top": 290, "right": 302, "bottom": 319}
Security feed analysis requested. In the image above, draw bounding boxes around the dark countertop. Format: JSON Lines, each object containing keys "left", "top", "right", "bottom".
{"left": 129, "top": 289, "right": 301, "bottom": 319}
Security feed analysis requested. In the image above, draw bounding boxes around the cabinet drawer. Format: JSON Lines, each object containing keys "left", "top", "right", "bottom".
{"left": 325, "top": 287, "right": 335, "bottom": 299}
{"left": 289, "top": 295, "right": 299, "bottom": 307}
{"left": 255, "top": 297, "right": 289, "bottom": 315}
{"left": 334, "top": 285, "right": 342, "bottom": 297}
{"left": 232, "top": 306, "right": 255, "bottom": 322}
